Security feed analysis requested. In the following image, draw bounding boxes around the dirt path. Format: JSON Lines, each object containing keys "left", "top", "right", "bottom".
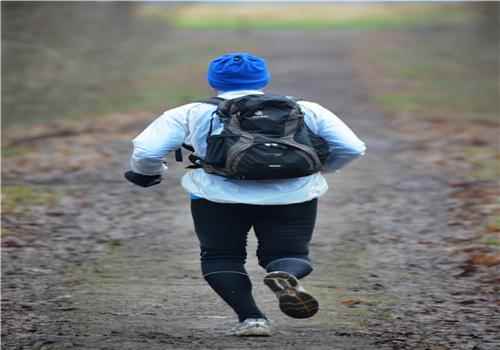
{"left": 2, "top": 30, "right": 499, "bottom": 350}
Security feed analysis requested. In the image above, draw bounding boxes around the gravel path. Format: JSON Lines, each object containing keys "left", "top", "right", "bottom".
{"left": 2, "top": 30, "right": 499, "bottom": 350}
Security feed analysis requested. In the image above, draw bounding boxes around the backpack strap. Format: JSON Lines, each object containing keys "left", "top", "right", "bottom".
{"left": 174, "top": 97, "right": 225, "bottom": 163}
{"left": 285, "top": 95, "right": 304, "bottom": 103}
{"left": 174, "top": 143, "right": 194, "bottom": 162}
{"left": 186, "top": 153, "right": 204, "bottom": 169}
{"left": 175, "top": 145, "right": 204, "bottom": 168}
{"left": 197, "top": 96, "right": 225, "bottom": 106}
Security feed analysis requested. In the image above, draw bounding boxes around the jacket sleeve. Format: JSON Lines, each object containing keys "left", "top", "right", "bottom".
{"left": 130, "top": 104, "right": 196, "bottom": 176}
{"left": 300, "top": 101, "right": 366, "bottom": 173}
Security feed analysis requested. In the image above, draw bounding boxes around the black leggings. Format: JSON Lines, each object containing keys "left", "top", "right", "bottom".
{"left": 191, "top": 198, "right": 318, "bottom": 321}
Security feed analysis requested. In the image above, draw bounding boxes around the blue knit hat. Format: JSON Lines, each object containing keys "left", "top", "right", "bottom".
{"left": 207, "top": 52, "right": 270, "bottom": 91}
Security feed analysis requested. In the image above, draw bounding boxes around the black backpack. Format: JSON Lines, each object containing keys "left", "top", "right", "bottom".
{"left": 176, "top": 94, "right": 330, "bottom": 180}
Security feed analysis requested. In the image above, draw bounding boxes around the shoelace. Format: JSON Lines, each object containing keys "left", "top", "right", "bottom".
{"left": 244, "top": 319, "right": 269, "bottom": 327}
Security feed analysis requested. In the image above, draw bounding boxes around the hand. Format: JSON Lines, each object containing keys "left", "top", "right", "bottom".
{"left": 124, "top": 171, "right": 162, "bottom": 188}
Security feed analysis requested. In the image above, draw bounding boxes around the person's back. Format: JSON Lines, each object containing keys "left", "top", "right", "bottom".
{"left": 125, "top": 52, "right": 366, "bottom": 336}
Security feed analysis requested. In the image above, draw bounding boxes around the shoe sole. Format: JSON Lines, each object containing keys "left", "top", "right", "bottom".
{"left": 264, "top": 271, "right": 319, "bottom": 319}
{"left": 234, "top": 327, "right": 271, "bottom": 337}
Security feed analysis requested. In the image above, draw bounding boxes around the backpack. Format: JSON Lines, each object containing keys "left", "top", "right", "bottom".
{"left": 176, "top": 94, "right": 330, "bottom": 180}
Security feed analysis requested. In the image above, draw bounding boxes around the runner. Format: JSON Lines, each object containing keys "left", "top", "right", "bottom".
{"left": 125, "top": 52, "right": 366, "bottom": 336}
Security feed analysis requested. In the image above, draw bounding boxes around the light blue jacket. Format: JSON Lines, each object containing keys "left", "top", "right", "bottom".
{"left": 130, "top": 90, "right": 366, "bottom": 204}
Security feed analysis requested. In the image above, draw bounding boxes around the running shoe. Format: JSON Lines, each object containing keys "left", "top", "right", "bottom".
{"left": 230, "top": 318, "right": 272, "bottom": 337}
{"left": 264, "top": 271, "right": 319, "bottom": 319}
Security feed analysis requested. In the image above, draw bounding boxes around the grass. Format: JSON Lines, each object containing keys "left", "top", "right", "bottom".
{"left": 3, "top": 3, "right": 485, "bottom": 129}
{"left": 2, "top": 146, "right": 33, "bottom": 158}
{"left": 374, "top": 94, "right": 421, "bottom": 113}
{"left": 357, "top": 26, "right": 499, "bottom": 123}
{"left": 0, "top": 227, "right": 15, "bottom": 237}
{"left": 351, "top": 11, "right": 499, "bottom": 241}
{"left": 2, "top": 5, "right": 257, "bottom": 128}
{"left": 463, "top": 146, "right": 500, "bottom": 182}
{"left": 82, "top": 84, "right": 207, "bottom": 120}
{"left": 139, "top": 4, "right": 497, "bottom": 124}
{"left": 2, "top": 185, "right": 59, "bottom": 214}
{"left": 481, "top": 236, "right": 500, "bottom": 247}
{"left": 140, "top": 3, "right": 474, "bottom": 30}
{"left": 2, "top": 58, "right": 212, "bottom": 127}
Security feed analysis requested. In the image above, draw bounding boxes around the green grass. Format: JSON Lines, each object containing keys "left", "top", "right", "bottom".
{"left": 375, "top": 94, "right": 422, "bottom": 113}
{"left": 2, "top": 6, "right": 256, "bottom": 128}
{"left": 481, "top": 236, "right": 500, "bottom": 247}
{"left": 2, "top": 146, "right": 33, "bottom": 158}
{"left": 2, "top": 185, "right": 59, "bottom": 214}
{"left": 2, "top": 61, "right": 211, "bottom": 127}
{"left": 361, "top": 27, "right": 499, "bottom": 123}
{"left": 464, "top": 146, "right": 500, "bottom": 182}
{"left": 141, "top": 4, "right": 473, "bottom": 31}
{"left": 81, "top": 84, "right": 207, "bottom": 120}
{"left": 172, "top": 16, "right": 450, "bottom": 31}
{"left": 352, "top": 11, "right": 499, "bottom": 238}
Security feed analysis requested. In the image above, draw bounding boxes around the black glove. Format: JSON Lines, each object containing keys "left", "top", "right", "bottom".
{"left": 124, "top": 171, "right": 162, "bottom": 188}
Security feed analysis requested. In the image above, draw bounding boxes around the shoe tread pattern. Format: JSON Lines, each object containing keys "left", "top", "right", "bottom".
{"left": 264, "top": 271, "right": 319, "bottom": 319}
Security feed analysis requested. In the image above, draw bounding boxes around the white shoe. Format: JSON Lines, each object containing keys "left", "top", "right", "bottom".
{"left": 230, "top": 318, "right": 272, "bottom": 337}
{"left": 264, "top": 271, "right": 319, "bottom": 319}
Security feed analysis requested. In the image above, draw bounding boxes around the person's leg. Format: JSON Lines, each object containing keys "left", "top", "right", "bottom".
{"left": 254, "top": 199, "right": 319, "bottom": 319}
{"left": 254, "top": 199, "right": 318, "bottom": 279}
{"left": 191, "top": 198, "right": 266, "bottom": 322}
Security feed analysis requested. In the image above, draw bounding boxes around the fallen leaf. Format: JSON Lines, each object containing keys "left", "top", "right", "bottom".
{"left": 470, "top": 254, "right": 500, "bottom": 267}
{"left": 341, "top": 299, "right": 363, "bottom": 306}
